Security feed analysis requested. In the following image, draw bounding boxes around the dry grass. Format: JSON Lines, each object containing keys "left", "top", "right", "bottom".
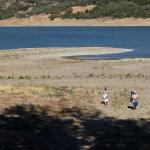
{"left": 0, "top": 15, "right": 150, "bottom": 26}
{"left": 71, "top": 5, "right": 96, "bottom": 13}
{"left": 0, "top": 46, "right": 150, "bottom": 149}
{"left": 0, "top": 48, "right": 150, "bottom": 120}
{"left": 0, "top": 85, "right": 149, "bottom": 120}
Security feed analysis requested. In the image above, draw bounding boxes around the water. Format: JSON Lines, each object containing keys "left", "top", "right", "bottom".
{"left": 0, "top": 26, "right": 150, "bottom": 59}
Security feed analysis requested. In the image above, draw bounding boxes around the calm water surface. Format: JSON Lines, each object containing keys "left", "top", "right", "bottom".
{"left": 0, "top": 26, "right": 150, "bottom": 59}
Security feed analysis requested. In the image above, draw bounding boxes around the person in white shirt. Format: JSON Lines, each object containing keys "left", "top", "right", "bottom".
{"left": 102, "top": 87, "right": 109, "bottom": 105}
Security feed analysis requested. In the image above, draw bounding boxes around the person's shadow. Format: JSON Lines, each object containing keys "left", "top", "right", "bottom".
{"left": 127, "top": 105, "right": 134, "bottom": 109}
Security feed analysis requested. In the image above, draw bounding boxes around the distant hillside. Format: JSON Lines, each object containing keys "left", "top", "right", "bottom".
{"left": 0, "top": 0, "right": 150, "bottom": 20}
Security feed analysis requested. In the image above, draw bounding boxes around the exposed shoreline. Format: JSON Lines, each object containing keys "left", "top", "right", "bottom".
{"left": 0, "top": 46, "right": 149, "bottom": 149}
{"left": 0, "top": 47, "right": 133, "bottom": 59}
{"left": 0, "top": 46, "right": 149, "bottom": 120}
{"left": 0, "top": 16, "right": 150, "bottom": 26}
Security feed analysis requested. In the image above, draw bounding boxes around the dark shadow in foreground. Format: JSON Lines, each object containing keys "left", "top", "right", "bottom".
{"left": 0, "top": 104, "right": 149, "bottom": 150}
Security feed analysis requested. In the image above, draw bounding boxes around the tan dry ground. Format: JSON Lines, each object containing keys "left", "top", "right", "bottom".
{"left": 0, "top": 47, "right": 149, "bottom": 119}
{"left": 0, "top": 15, "right": 150, "bottom": 26}
{"left": 0, "top": 47, "right": 149, "bottom": 149}
{"left": 71, "top": 5, "right": 96, "bottom": 13}
{"left": 61, "top": 5, "right": 96, "bottom": 15}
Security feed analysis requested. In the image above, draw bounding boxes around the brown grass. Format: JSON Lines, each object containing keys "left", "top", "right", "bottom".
{"left": 0, "top": 15, "right": 150, "bottom": 26}
{"left": 71, "top": 5, "right": 96, "bottom": 13}
{"left": 0, "top": 47, "right": 150, "bottom": 145}
{"left": 0, "top": 49, "right": 150, "bottom": 119}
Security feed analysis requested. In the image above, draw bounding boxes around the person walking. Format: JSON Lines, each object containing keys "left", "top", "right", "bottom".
{"left": 131, "top": 90, "right": 139, "bottom": 110}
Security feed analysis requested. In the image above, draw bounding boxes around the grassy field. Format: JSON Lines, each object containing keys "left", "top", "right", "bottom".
{"left": 0, "top": 48, "right": 149, "bottom": 149}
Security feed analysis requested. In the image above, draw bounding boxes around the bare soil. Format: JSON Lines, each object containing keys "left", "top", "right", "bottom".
{"left": 0, "top": 47, "right": 149, "bottom": 149}
{"left": 0, "top": 15, "right": 150, "bottom": 26}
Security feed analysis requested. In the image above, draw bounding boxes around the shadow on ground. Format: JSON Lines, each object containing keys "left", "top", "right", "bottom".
{"left": 0, "top": 104, "right": 149, "bottom": 150}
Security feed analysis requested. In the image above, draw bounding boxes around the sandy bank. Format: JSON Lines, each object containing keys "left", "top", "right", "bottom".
{"left": 0, "top": 47, "right": 132, "bottom": 59}
{"left": 0, "top": 15, "right": 150, "bottom": 26}
{"left": 33, "top": 47, "right": 132, "bottom": 58}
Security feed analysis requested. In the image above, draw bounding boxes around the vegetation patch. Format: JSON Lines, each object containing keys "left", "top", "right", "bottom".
{"left": 0, "top": 0, "right": 150, "bottom": 20}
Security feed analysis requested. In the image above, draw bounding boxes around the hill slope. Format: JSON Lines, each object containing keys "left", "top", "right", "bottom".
{"left": 0, "top": 0, "right": 150, "bottom": 20}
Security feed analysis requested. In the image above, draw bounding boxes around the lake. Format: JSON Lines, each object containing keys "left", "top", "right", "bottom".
{"left": 0, "top": 26, "right": 150, "bottom": 59}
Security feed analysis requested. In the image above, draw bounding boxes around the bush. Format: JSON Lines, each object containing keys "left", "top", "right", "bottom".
{"left": 63, "top": 8, "right": 73, "bottom": 18}
{"left": 49, "top": 14, "right": 58, "bottom": 20}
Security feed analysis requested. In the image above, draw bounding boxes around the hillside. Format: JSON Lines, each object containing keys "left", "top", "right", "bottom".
{"left": 0, "top": 0, "right": 150, "bottom": 20}
{"left": 0, "top": 47, "right": 149, "bottom": 149}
